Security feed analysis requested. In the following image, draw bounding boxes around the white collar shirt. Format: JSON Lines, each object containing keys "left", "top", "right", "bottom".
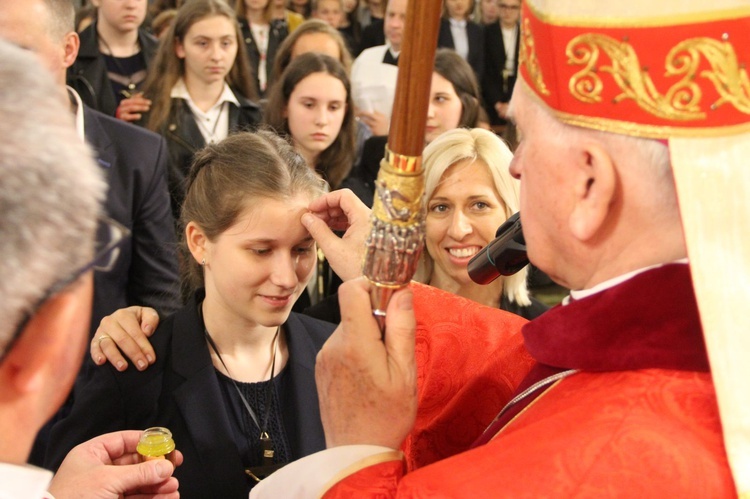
{"left": 501, "top": 24, "right": 518, "bottom": 74}
{"left": 449, "top": 18, "right": 470, "bottom": 61}
{"left": 66, "top": 86, "right": 85, "bottom": 141}
{"left": 565, "top": 259, "right": 689, "bottom": 304}
{"left": 0, "top": 462, "right": 53, "bottom": 499}
{"left": 171, "top": 79, "right": 239, "bottom": 144}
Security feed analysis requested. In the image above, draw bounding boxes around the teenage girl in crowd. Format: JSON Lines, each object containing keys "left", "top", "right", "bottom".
{"left": 265, "top": 52, "right": 356, "bottom": 192}
{"left": 140, "top": 0, "right": 262, "bottom": 218}
{"left": 438, "top": 0, "right": 484, "bottom": 79}
{"left": 417, "top": 128, "right": 548, "bottom": 319}
{"left": 45, "top": 131, "right": 334, "bottom": 498}
{"left": 236, "top": 0, "right": 290, "bottom": 96}
{"left": 270, "top": 19, "right": 375, "bottom": 169}
{"left": 348, "top": 48, "right": 482, "bottom": 207}
{"left": 69, "top": 0, "right": 158, "bottom": 122}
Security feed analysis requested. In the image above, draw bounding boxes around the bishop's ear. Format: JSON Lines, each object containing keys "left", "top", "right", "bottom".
{"left": 62, "top": 31, "right": 80, "bottom": 70}
{"left": 0, "top": 276, "right": 92, "bottom": 425}
{"left": 568, "top": 140, "right": 616, "bottom": 242}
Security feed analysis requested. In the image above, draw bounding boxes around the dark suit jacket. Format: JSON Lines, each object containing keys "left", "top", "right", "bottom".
{"left": 358, "top": 18, "right": 385, "bottom": 55}
{"left": 154, "top": 92, "right": 262, "bottom": 218}
{"left": 69, "top": 21, "right": 159, "bottom": 117}
{"left": 239, "top": 18, "right": 288, "bottom": 96}
{"left": 437, "top": 18, "right": 485, "bottom": 81}
{"left": 482, "top": 21, "right": 520, "bottom": 124}
{"left": 83, "top": 106, "right": 181, "bottom": 336}
{"left": 46, "top": 293, "right": 335, "bottom": 499}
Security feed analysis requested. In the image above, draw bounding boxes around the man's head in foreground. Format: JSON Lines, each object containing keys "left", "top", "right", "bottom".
{"left": 0, "top": 39, "right": 105, "bottom": 464}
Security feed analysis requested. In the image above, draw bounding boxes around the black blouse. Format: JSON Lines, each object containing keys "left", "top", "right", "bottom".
{"left": 215, "top": 368, "right": 291, "bottom": 493}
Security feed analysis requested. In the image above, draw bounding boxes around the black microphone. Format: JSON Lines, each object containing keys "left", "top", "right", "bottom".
{"left": 468, "top": 212, "right": 529, "bottom": 284}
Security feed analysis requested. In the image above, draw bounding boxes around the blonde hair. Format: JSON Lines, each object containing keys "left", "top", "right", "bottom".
{"left": 416, "top": 128, "right": 531, "bottom": 306}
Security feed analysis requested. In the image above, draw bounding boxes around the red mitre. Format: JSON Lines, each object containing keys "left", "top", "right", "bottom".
{"left": 518, "top": 2, "right": 750, "bottom": 138}
{"left": 517, "top": 1, "right": 750, "bottom": 496}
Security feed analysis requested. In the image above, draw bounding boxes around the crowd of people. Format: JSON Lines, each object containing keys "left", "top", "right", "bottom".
{"left": 2, "top": 0, "right": 748, "bottom": 497}
{"left": 71, "top": 0, "right": 522, "bottom": 131}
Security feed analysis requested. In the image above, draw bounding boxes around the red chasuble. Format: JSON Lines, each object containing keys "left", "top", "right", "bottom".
{"left": 404, "top": 283, "right": 533, "bottom": 470}
{"left": 325, "top": 265, "right": 737, "bottom": 498}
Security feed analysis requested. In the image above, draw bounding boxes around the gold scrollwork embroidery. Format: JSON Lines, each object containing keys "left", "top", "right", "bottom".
{"left": 669, "top": 38, "right": 750, "bottom": 114}
{"left": 567, "top": 34, "right": 750, "bottom": 121}
{"left": 521, "top": 18, "right": 550, "bottom": 96}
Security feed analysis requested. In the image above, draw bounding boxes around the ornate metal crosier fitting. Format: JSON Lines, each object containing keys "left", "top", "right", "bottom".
{"left": 363, "top": 148, "right": 425, "bottom": 322}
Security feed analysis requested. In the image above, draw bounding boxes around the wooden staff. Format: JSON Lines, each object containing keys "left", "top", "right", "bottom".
{"left": 361, "top": 0, "right": 443, "bottom": 330}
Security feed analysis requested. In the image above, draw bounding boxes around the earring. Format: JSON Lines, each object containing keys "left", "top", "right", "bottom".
{"left": 201, "top": 258, "right": 206, "bottom": 266}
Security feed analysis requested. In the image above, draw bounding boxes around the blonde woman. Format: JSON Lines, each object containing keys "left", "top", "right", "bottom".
{"left": 416, "top": 128, "right": 547, "bottom": 319}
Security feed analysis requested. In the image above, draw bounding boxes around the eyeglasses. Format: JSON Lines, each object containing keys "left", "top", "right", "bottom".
{"left": 499, "top": 4, "right": 521, "bottom": 10}
{"left": 0, "top": 215, "right": 130, "bottom": 363}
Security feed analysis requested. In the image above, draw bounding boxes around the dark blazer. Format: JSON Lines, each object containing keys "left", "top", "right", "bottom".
{"left": 358, "top": 18, "right": 385, "bottom": 55}
{"left": 238, "top": 18, "right": 288, "bottom": 97}
{"left": 482, "top": 21, "right": 520, "bottom": 124}
{"left": 69, "top": 21, "right": 159, "bottom": 117}
{"left": 153, "top": 92, "right": 262, "bottom": 218}
{"left": 46, "top": 293, "right": 335, "bottom": 499}
{"left": 437, "top": 18, "right": 485, "bottom": 81}
{"left": 83, "top": 106, "right": 181, "bottom": 336}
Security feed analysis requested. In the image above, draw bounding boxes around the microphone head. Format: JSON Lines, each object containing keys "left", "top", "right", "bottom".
{"left": 467, "top": 212, "right": 529, "bottom": 284}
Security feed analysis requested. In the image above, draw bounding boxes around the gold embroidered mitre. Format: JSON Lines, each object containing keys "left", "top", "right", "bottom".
{"left": 518, "top": 1, "right": 750, "bottom": 496}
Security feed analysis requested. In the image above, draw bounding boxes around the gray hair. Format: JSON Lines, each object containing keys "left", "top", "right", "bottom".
{"left": 42, "top": 0, "right": 76, "bottom": 39}
{"left": 0, "top": 40, "right": 105, "bottom": 357}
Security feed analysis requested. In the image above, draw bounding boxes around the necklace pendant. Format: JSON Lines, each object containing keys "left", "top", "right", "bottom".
{"left": 260, "top": 431, "right": 274, "bottom": 462}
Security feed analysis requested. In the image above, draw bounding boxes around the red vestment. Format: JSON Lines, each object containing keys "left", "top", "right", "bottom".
{"left": 404, "top": 283, "right": 534, "bottom": 470}
{"left": 326, "top": 265, "right": 737, "bottom": 497}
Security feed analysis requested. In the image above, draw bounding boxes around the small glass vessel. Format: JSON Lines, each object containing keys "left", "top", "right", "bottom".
{"left": 136, "top": 427, "right": 176, "bottom": 461}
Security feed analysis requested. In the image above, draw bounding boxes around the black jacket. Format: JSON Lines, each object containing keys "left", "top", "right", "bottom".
{"left": 358, "top": 18, "right": 385, "bottom": 55}
{"left": 69, "top": 21, "right": 159, "bottom": 117}
{"left": 83, "top": 105, "right": 181, "bottom": 335}
{"left": 437, "top": 18, "right": 485, "bottom": 81}
{"left": 238, "top": 18, "right": 288, "bottom": 96}
{"left": 482, "top": 21, "right": 520, "bottom": 123}
{"left": 46, "top": 292, "right": 335, "bottom": 498}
